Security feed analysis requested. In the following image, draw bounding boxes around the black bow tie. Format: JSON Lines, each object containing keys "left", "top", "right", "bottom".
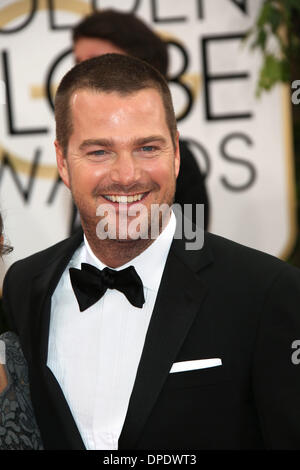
{"left": 69, "top": 263, "right": 145, "bottom": 311}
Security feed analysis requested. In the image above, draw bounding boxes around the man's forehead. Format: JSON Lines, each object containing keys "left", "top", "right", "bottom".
{"left": 66, "top": 87, "right": 176, "bottom": 150}
{"left": 69, "top": 87, "right": 163, "bottom": 108}
{"left": 69, "top": 88, "right": 168, "bottom": 129}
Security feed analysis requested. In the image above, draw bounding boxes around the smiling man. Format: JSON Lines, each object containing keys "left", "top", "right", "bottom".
{"left": 55, "top": 70, "right": 179, "bottom": 267}
{"left": 3, "top": 54, "right": 300, "bottom": 450}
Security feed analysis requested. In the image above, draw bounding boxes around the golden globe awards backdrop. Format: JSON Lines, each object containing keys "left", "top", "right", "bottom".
{"left": 0, "top": 0, "right": 297, "bottom": 282}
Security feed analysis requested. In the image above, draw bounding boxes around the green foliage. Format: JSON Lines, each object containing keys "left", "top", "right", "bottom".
{"left": 246, "top": 0, "right": 300, "bottom": 95}
{"left": 256, "top": 55, "right": 289, "bottom": 96}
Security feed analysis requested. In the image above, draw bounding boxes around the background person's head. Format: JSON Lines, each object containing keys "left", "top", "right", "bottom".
{"left": 72, "top": 9, "right": 168, "bottom": 77}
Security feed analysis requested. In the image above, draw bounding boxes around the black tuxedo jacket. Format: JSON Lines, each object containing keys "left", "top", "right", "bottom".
{"left": 3, "top": 230, "right": 300, "bottom": 449}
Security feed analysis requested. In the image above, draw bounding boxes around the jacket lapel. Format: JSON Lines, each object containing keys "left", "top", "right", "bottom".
{"left": 28, "top": 229, "right": 86, "bottom": 449}
{"left": 30, "top": 229, "right": 84, "bottom": 364}
{"left": 119, "top": 234, "right": 213, "bottom": 449}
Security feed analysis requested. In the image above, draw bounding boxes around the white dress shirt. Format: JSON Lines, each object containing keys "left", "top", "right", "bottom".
{"left": 47, "top": 212, "right": 176, "bottom": 450}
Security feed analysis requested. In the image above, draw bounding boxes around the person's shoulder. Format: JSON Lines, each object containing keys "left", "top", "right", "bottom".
{"left": 205, "top": 231, "right": 299, "bottom": 277}
{"left": 5, "top": 229, "right": 83, "bottom": 281}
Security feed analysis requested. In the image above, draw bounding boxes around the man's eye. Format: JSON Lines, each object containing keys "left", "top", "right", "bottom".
{"left": 87, "top": 150, "right": 106, "bottom": 156}
{"left": 141, "top": 146, "right": 155, "bottom": 152}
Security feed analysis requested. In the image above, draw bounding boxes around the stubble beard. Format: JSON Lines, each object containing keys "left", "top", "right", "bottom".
{"left": 71, "top": 175, "right": 176, "bottom": 267}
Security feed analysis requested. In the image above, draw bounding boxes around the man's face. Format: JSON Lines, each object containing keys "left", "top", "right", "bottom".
{"left": 74, "top": 37, "right": 125, "bottom": 63}
{"left": 55, "top": 88, "right": 180, "bottom": 241}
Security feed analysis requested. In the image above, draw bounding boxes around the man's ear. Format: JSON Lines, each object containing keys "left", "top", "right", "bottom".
{"left": 174, "top": 131, "right": 180, "bottom": 179}
{"left": 55, "top": 140, "right": 70, "bottom": 189}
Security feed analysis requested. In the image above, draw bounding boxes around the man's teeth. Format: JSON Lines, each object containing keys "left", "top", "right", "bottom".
{"left": 103, "top": 193, "right": 145, "bottom": 203}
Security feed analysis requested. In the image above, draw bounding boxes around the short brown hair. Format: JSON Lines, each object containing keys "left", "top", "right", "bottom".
{"left": 55, "top": 54, "right": 177, "bottom": 156}
{"left": 72, "top": 9, "right": 168, "bottom": 76}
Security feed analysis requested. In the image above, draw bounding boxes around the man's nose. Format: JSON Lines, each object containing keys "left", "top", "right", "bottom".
{"left": 110, "top": 152, "right": 141, "bottom": 187}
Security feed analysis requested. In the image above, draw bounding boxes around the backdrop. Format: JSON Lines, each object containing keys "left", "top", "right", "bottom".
{"left": 0, "top": 0, "right": 297, "bottom": 284}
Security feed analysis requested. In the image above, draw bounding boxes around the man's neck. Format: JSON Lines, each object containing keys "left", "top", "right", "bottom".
{"left": 82, "top": 231, "right": 155, "bottom": 268}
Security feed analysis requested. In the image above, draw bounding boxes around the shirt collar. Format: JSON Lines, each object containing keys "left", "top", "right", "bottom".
{"left": 83, "top": 211, "right": 176, "bottom": 292}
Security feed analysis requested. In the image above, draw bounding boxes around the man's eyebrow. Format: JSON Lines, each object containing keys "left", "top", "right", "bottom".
{"left": 79, "top": 139, "right": 113, "bottom": 151}
{"left": 78, "top": 136, "right": 167, "bottom": 151}
{"left": 134, "top": 136, "right": 167, "bottom": 146}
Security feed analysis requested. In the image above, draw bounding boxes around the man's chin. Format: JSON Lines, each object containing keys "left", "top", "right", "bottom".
{"left": 97, "top": 232, "right": 151, "bottom": 243}
{"left": 114, "top": 237, "right": 146, "bottom": 244}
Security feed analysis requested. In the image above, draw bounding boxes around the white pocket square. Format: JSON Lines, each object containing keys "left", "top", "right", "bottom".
{"left": 170, "top": 358, "right": 222, "bottom": 374}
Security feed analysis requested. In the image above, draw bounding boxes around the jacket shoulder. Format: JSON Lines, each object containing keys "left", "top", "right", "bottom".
{"left": 205, "top": 231, "right": 299, "bottom": 279}
{"left": 4, "top": 229, "right": 83, "bottom": 283}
